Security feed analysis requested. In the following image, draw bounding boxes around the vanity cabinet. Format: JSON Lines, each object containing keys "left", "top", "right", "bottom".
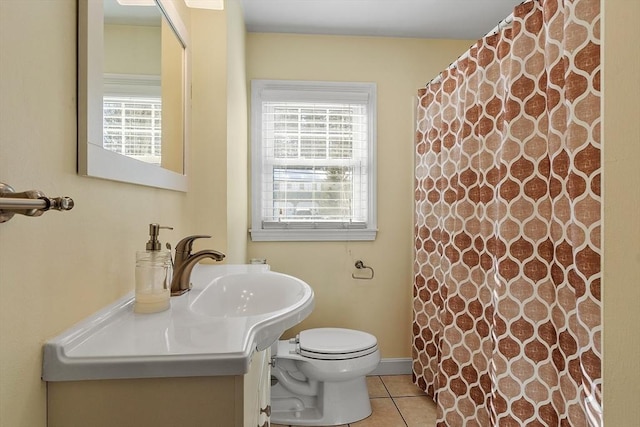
{"left": 47, "top": 349, "right": 271, "bottom": 427}
{"left": 43, "top": 264, "right": 312, "bottom": 426}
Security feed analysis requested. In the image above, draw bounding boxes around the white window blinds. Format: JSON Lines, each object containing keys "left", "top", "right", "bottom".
{"left": 251, "top": 80, "right": 377, "bottom": 241}
{"left": 103, "top": 96, "right": 162, "bottom": 165}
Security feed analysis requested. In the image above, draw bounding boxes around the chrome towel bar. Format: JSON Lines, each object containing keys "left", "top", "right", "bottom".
{"left": 0, "top": 182, "right": 74, "bottom": 223}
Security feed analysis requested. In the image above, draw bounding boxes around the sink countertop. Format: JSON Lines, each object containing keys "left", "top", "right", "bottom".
{"left": 42, "top": 264, "right": 314, "bottom": 381}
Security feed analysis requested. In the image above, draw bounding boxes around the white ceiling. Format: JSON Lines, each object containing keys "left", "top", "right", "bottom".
{"left": 240, "top": 0, "right": 523, "bottom": 40}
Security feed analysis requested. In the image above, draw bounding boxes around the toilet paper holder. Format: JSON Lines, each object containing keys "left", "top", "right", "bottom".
{"left": 352, "top": 260, "right": 374, "bottom": 280}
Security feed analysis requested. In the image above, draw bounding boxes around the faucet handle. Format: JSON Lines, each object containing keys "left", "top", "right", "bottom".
{"left": 173, "top": 235, "right": 212, "bottom": 272}
{"left": 175, "top": 235, "right": 211, "bottom": 256}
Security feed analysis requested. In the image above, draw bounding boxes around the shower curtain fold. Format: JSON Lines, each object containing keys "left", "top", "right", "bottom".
{"left": 412, "top": 0, "right": 601, "bottom": 425}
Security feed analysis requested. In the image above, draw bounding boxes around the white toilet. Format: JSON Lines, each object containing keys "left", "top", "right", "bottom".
{"left": 270, "top": 327, "right": 381, "bottom": 426}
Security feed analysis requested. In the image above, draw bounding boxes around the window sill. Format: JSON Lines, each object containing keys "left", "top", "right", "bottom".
{"left": 249, "top": 228, "right": 377, "bottom": 242}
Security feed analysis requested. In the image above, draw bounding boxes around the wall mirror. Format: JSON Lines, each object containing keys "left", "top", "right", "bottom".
{"left": 78, "top": 0, "right": 190, "bottom": 191}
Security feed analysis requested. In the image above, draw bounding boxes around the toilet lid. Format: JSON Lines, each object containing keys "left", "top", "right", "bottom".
{"left": 297, "top": 328, "right": 378, "bottom": 360}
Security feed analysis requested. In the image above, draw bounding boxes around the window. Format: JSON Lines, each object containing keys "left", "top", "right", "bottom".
{"left": 250, "top": 80, "right": 377, "bottom": 241}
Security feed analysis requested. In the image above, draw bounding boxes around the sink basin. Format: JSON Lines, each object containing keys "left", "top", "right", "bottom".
{"left": 42, "top": 264, "right": 315, "bottom": 381}
{"left": 189, "top": 272, "right": 311, "bottom": 317}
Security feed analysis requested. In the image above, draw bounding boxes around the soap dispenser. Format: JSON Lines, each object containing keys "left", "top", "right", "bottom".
{"left": 134, "top": 224, "right": 173, "bottom": 314}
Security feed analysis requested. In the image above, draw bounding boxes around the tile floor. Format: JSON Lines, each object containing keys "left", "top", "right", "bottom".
{"left": 272, "top": 374, "right": 437, "bottom": 427}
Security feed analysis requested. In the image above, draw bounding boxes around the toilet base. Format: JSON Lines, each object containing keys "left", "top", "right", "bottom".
{"left": 271, "top": 376, "right": 372, "bottom": 426}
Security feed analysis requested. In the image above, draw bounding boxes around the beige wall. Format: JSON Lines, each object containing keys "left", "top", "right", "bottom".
{"left": 245, "top": 33, "right": 474, "bottom": 358}
{"left": 602, "top": 0, "right": 640, "bottom": 424}
{"left": 189, "top": 0, "right": 249, "bottom": 265}
{"left": 0, "top": 0, "right": 227, "bottom": 426}
{"left": 226, "top": 0, "right": 249, "bottom": 263}
{"left": 189, "top": 7, "right": 229, "bottom": 252}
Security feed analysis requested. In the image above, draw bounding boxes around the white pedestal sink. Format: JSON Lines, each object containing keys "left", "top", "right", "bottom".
{"left": 42, "top": 264, "right": 314, "bottom": 381}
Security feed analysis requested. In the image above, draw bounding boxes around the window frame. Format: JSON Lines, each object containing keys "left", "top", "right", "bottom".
{"left": 250, "top": 79, "right": 377, "bottom": 242}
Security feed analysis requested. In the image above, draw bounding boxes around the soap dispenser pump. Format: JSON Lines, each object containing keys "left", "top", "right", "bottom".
{"left": 134, "top": 224, "right": 173, "bottom": 314}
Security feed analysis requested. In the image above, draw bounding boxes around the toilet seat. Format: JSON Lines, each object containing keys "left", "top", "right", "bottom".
{"left": 295, "top": 328, "right": 378, "bottom": 360}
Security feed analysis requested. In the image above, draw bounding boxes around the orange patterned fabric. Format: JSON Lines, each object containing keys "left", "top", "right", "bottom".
{"left": 413, "top": 0, "right": 601, "bottom": 425}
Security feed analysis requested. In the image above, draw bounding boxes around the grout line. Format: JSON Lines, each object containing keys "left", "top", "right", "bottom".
{"left": 379, "top": 374, "right": 392, "bottom": 396}
{"left": 391, "top": 396, "right": 410, "bottom": 427}
{"left": 378, "top": 375, "right": 410, "bottom": 427}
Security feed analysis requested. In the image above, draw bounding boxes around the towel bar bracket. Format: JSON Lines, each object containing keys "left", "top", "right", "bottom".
{"left": 0, "top": 182, "right": 74, "bottom": 223}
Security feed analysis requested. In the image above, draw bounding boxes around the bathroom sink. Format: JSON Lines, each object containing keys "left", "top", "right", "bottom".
{"left": 42, "top": 265, "right": 315, "bottom": 381}
{"left": 189, "top": 272, "right": 312, "bottom": 318}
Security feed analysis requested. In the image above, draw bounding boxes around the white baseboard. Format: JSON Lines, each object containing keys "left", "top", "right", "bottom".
{"left": 370, "top": 358, "right": 412, "bottom": 376}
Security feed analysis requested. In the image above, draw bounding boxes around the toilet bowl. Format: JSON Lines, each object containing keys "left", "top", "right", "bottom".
{"left": 270, "top": 328, "right": 381, "bottom": 426}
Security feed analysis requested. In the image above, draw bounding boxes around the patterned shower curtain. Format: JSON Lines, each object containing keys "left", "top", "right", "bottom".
{"left": 412, "top": 0, "right": 601, "bottom": 425}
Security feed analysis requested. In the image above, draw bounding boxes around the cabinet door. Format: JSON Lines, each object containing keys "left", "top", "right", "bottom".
{"left": 244, "top": 348, "right": 271, "bottom": 427}
{"left": 257, "top": 348, "right": 271, "bottom": 427}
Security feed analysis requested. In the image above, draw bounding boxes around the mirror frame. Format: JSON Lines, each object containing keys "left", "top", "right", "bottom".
{"left": 78, "top": 0, "right": 190, "bottom": 192}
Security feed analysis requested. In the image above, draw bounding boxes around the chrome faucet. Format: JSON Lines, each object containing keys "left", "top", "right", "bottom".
{"left": 170, "top": 235, "right": 225, "bottom": 296}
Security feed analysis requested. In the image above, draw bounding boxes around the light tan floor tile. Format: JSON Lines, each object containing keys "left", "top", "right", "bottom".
{"left": 271, "top": 424, "right": 289, "bottom": 427}
{"left": 380, "top": 375, "right": 426, "bottom": 397}
{"left": 349, "top": 398, "right": 407, "bottom": 427}
{"left": 366, "top": 376, "right": 390, "bottom": 398}
{"left": 394, "top": 395, "right": 437, "bottom": 427}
